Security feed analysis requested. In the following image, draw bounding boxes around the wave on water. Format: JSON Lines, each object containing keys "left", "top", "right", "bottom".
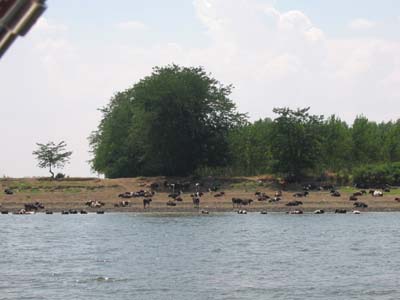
{"left": 75, "top": 276, "right": 131, "bottom": 284}
{"left": 3, "top": 213, "right": 400, "bottom": 300}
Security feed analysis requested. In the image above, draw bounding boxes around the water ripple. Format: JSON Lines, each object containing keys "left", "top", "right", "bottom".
{"left": 1, "top": 213, "right": 400, "bottom": 299}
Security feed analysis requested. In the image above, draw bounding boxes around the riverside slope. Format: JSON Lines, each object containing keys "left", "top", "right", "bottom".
{"left": 1, "top": 177, "right": 400, "bottom": 213}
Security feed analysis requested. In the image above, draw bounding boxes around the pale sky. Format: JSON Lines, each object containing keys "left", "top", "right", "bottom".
{"left": 0, "top": 0, "right": 399, "bottom": 177}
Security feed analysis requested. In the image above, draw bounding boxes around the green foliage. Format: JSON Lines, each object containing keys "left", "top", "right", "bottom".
{"left": 353, "top": 163, "right": 400, "bottom": 186}
{"left": 380, "top": 120, "right": 400, "bottom": 162}
{"left": 90, "top": 65, "right": 247, "bottom": 178}
{"left": 351, "top": 116, "right": 382, "bottom": 165}
{"left": 229, "top": 110, "right": 400, "bottom": 184}
{"left": 89, "top": 92, "right": 137, "bottom": 178}
{"left": 270, "top": 107, "right": 324, "bottom": 180}
{"left": 32, "top": 141, "right": 72, "bottom": 178}
{"left": 320, "top": 115, "right": 352, "bottom": 171}
{"left": 88, "top": 64, "right": 400, "bottom": 182}
{"left": 334, "top": 171, "right": 352, "bottom": 186}
{"left": 227, "top": 118, "right": 273, "bottom": 176}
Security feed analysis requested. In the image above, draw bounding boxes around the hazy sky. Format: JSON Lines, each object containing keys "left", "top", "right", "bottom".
{"left": 0, "top": 0, "right": 399, "bottom": 177}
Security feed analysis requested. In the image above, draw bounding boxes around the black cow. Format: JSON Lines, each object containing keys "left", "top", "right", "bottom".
{"left": 150, "top": 182, "right": 159, "bottom": 190}
{"left": 167, "top": 200, "right": 177, "bottom": 207}
{"left": 354, "top": 201, "right": 368, "bottom": 208}
{"left": 241, "top": 199, "right": 253, "bottom": 206}
{"left": 143, "top": 198, "right": 152, "bottom": 209}
{"left": 293, "top": 191, "right": 308, "bottom": 198}
{"left": 232, "top": 198, "right": 242, "bottom": 208}
{"left": 24, "top": 202, "right": 44, "bottom": 211}
{"left": 192, "top": 197, "right": 200, "bottom": 208}
{"left": 4, "top": 188, "right": 13, "bottom": 195}
{"left": 231, "top": 198, "right": 253, "bottom": 208}
{"left": 168, "top": 192, "right": 181, "bottom": 199}
{"left": 257, "top": 193, "right": 270, "bottom": 201}
{"left": 269, "top": 197, "right": 281, "bottom": 203}
{"left": 286, "top": 200, "right": 303, "bottom": 207}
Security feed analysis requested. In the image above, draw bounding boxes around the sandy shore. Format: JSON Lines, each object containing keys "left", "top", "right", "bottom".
{"left": 1, "top": 177, "right": 400, "bottom": 213}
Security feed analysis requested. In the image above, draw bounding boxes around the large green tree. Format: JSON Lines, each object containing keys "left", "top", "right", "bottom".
{"left": 270, "top": 107, "right": 323, "bottom": 181}
{"left": 89, "top": 65, "right": 246, "bottom": 178}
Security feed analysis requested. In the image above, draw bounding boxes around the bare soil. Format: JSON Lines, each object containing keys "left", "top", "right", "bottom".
{"left": 1, "top": 177, "right": 400, "bottom": 213}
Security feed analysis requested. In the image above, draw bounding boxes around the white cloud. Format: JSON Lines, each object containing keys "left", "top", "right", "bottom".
{"left": 379, "top": 70, "right": 400, "bottom": 98}
{"left": 115, "top": 20, "right": 147, "bottom": 31}
{"left": 191, "top": 0, "right": 400, "bottom": 122}
{"left": 33, "top": 17, "right": 68, "bottom": 34}
{"left": 1, "top": 1, "right": 400, "bottom": 177}
{"left": 349, "top": 18, "right": 376, "bottom": 30}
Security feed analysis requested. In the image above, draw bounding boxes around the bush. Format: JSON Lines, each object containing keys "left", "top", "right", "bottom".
{"left": 353, "top": 162, "right": 400, "bottom": 187}
{"left": 335, "top": 171, "right": 352, "bottom": 186}
{"left": 55, "top": 173, "right": 66, "bottom": 180}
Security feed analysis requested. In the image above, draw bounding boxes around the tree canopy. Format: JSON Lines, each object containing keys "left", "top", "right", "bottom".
{"left": 32, "top": 141, "right": 72, "bottom": 178}
{"left": 89, "top": 64, "right": 400, "bottom": 183}
{"left": 270, "top": 107, "right": 324, "bottom": 180}
{"left": 224, "top": 110, "right": 400, "bottom": 183}
{"left": 89, "top": 65, "right": 247, "bottom": 178}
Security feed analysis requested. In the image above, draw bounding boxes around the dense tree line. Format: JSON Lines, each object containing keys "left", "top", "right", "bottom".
{"left": 90, "top": 65, "right": 400, "bottom": 182}
{"left": 228, "top": 110, "right": 400, "bottom": 182}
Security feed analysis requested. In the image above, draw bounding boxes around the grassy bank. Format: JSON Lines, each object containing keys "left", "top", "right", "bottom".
{"left": 1, "top": 177, "right": 400, "bottom": 213}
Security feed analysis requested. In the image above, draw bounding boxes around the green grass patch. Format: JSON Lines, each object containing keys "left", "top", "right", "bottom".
{"left": 28, "top": 188, "right": 41, "bottom": 194}
{"left": 339, "top": 186, "right": 358, "bottom": 194}
{"left": 383, "top": 190, "right": 400, "bottom": 195}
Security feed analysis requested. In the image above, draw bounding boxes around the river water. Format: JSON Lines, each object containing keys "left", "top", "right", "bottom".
{"left": 1, "top": 212, "right": 400, "bottom": 300}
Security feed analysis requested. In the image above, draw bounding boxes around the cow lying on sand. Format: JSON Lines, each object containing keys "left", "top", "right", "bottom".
{"left": 231, "top": 198, "right": 253, "bottom": 208}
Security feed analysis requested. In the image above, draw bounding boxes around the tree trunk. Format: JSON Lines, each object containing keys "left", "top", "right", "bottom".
{"left": 49, "top": 165, "right": 54, "bottom": 179}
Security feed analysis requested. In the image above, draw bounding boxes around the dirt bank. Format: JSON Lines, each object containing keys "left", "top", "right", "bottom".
{"left": 1, "top": 177, "right": 400, "bottom": 213}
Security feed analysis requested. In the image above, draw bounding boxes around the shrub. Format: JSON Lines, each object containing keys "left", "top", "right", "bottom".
{"left": 55, "top": 173, "right": 66, "bottom": 180}
{"left": 353, "top": 162, "right": 400, "bottom": 187}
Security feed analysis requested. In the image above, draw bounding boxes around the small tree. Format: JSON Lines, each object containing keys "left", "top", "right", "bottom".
{"left": 32, "top": 141, "right": 72, "bottom": 178}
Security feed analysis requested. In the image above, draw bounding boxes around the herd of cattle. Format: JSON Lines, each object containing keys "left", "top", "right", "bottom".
{"left": 0, "top": 198, "right": 107, "bottom": 214}
{"left": 116, "top": 188, "right": 204, "bottom": 209}
{"left": 1, "top": 180, "right": 400, "bottom": 214}
{"left": 107, "top": 182, "right": 399, "bottom": 213}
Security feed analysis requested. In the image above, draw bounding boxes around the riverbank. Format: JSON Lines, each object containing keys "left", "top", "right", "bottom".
{"left": 1, "top": 177, "right": 400, "bottom": 213}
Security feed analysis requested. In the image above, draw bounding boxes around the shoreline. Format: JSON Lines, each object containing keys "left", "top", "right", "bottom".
{"left": 2, "top": 177, "right": 400, "bottom": 214}
{"left": 2, "top": 207, "right": 400, "bottom": 214}
{"left": 3, "top": 209, "right": 400, "bottom": 215}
